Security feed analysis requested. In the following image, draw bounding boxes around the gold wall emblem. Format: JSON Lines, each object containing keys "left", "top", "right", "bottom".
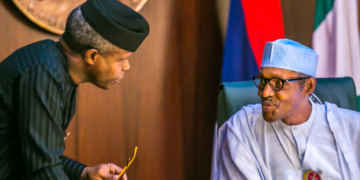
{"left": 12, "top": 0, "right": 148, "bottom": 35}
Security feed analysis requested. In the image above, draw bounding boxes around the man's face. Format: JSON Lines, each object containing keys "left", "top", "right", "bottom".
{"left": 258, "top": 67, "right": 308, "bottom": 122}
{"left": 88, "top": 48, "right": 133, "bottom": 90}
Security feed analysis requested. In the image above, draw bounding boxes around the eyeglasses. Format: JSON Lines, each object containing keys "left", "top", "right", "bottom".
{"left": 252, "top": 75, "right": 311, "bottom": 91}
{"left": 118, "top": 146, "right": 138, "bottom": 179}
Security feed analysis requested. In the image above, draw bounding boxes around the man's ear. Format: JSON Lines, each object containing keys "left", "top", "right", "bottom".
{"left": 305, "top": 77, "right": 317, "bottom": 95}
{"left": 84, "top": 49, "right": 99, "bottom": 65}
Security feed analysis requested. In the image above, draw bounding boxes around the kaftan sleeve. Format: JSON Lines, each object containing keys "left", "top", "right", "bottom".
{"left": 212, "top": 109, "right": 265, "bottom": 180}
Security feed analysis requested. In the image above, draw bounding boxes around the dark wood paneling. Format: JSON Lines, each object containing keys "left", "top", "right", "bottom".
{"left": 64, "top": 0, "right": 222, "bottom": 179}
{"left": 65, "top": 0, "right": 186, "bottom": 179}
{"left": 281, "top": 0, "right": 360, "bottom": 48}
{"left": 161, "top": 0, "right": 223, "bottom": 179}
{"left": 281, "top": 0, "right": 316, "bottom": 48}
{"left": 0, "top": 0, "right": 59, "bottom": 60}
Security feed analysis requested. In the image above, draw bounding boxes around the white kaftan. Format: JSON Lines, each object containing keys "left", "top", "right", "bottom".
{"left": 211, "top": 102, "right": 360, "bottom": 180}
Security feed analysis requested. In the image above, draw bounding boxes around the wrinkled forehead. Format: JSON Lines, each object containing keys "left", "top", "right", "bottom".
{"left": 259, "top": 67, "right": 301, "bottom": 78}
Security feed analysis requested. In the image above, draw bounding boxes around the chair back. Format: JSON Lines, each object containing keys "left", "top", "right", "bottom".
{"left": 217, "top": 77, "right": 357, "bottom": 127}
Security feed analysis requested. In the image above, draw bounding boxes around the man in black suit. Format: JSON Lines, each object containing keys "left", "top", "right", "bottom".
{"left": 0, "top": 0, "right": 149, "bottom": 179}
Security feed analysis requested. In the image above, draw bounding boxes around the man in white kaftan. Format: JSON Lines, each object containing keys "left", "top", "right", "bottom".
{"left": 212, "top": 39, "right": 360, "bottom": 180}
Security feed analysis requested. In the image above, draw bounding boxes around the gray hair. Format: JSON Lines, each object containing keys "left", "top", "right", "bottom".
{"left": 62, "top": 6, "right": 117, "bottom": 55}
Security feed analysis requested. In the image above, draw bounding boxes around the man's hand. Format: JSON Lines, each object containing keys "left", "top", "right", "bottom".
{"left": 80, "top": 163, "right": 128, "bottom": 180}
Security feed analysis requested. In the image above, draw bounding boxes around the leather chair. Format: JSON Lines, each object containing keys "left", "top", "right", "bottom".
{"left": 217, "top": 77, "right": 357, "bottom": 127}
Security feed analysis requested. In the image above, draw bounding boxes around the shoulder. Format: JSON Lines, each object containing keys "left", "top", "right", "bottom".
{"left": 217, "top": 104, "right": 264, "bottom": 158}
{"left": 1, "top": 39, "right": 63, "bottom": 71}
{"left": 0, "top": 40, "right": 69, "bottom": 95}
{"left": 325, "top": 102, "right": 360, "bottom": 119}
{"left": 0, "top": 39, "right": 66, "bottom": 82}
{"left": 337, "top": 107, "right": 360, "bottom": 117}
{"left": 335, "top": 107, "right": 360, "bottom": 128}
{"left": 222, "top": 104, "right": 262, "bottom": 131}
{"left": 325, "top": 102, "right": 360, "bottom": 129}
{"left": 8, "top": 39, "right": 57, "bottom": 57}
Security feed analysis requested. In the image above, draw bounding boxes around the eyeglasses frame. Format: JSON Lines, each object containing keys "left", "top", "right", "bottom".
{"left": 252, "top": 75, "right": 311, "bottom": 91}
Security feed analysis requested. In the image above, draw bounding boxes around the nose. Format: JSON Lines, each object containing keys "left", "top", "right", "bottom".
{"left": 258, "top": 82, "right": 275, "bottom": 98}
{"left": 122, "top": 59, "right": 130, "bottom": 71}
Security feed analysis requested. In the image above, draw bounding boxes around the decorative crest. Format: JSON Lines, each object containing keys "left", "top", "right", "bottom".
{"left": 12, "top": 0, "right": 148, "bottom": 35}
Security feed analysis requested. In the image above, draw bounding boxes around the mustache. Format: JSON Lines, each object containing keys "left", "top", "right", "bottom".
{"left": 261, "top": 97, "right": 276, "bottom": 106}
{"left": 261, "top": 97, "right": 273, "bottom": 103}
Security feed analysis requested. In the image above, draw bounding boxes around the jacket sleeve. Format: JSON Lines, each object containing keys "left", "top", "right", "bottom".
{"left": 61, "top": 156, "right": 87, "bottom": 180}
{"left": 15, "top": 66, "right": 73, "bottom": 179}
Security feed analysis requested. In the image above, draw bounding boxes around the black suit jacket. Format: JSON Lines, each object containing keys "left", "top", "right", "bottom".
{"left": 0, "top": 40, "right": 86, "bottom": 179}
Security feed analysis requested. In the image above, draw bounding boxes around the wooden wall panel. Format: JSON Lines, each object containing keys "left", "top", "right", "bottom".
{"left": 64, "top": 0, "right": 185, "bottom": 179}
{"left": 61, "top": 0, "right": 223, "bottom": 179}
{"left": 281, "top": 0, "right": 316, "bottom": 48}
{"left": 0, "top": 0, "right": 58, "bottom": 60}
{"left": 64, "top": 0, "right": 223, "bottom": 179}
{"left": 161, "top": 0, "right": 223, "bottom": 179}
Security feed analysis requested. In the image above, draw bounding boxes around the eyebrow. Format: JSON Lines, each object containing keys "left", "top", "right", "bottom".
{"left": 259, "top": 71, "right": 283, "bottom": 78}
{"left": 260, "top": 72, "right": 301, "bottom": 80}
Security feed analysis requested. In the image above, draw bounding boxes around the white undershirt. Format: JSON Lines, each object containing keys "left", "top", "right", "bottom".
{"left": 265, "top": 101, "right": 342, "bottom": 179}
{"left": 278, "top": 104, "right": 315, "bottom": 165}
